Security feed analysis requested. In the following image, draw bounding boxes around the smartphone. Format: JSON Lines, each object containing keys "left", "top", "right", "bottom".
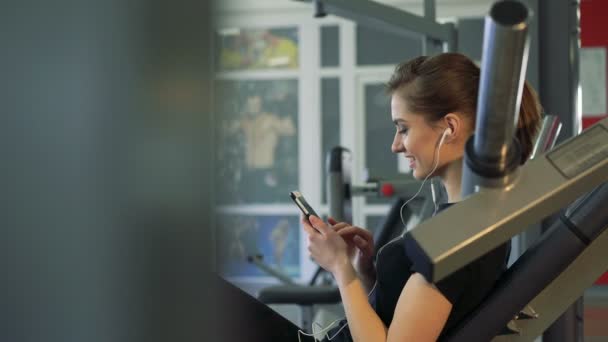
{"left": 289, "top": 191, "right": 319, "bottom": 220}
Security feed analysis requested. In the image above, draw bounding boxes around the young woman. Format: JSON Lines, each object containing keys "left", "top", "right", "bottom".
{"left": 301, "top": 52, "right": 542, "bottom": 341}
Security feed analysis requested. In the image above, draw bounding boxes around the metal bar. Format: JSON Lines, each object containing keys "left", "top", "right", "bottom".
{"left": 461, "top": 0, "right": 533, "bottom": 198}
{"left": 313, "top": 0, "right": 327, "bottom": 17}
{"left": 473, "top": 0, "right": 531, "bottom": 171}
{"left": 537, "top": 2, "right": 583, "bottom": 339}
{"left": 424, "top": 0, "right": 435, "bottom": 22}
{"left": 350, "top": 183, "right": 378, "bottom": 196}
{"left": 350, "top": 179, "right": 427, "bottom": 198}
{"left": 531, "top": 115, "right": 562, "bottom": 159}
{"left": 447, "top": 182, "right": 608, "bottom": 341}
{"left": 445, "top": 22, "right": 458, "bottom": 52}
{"left": 491, "top": 226, "right": 608, "bottom": 342}
{"left": 422, "top": 0, "right": 440, "bottom": 55}
{"left": 543, "top": 304, "right": 582, "bottom": 342}
{"left": 248, "top": 255, "right": 298, "bottom": 286}
{"left": 538, "top": 0, "right": 582, "bottom": 143}
{"left": 518, "top": 113, "right": 562, "bottom": 275}
{"left": 405, "top": 117, "right": 608, "bottom": 282}
{"left": 327, "top": 147, "right": 346, "bottom": 221}
{"left": 295, "top": 0, "right": 454, "bottom": 43}
{"left": 522, "top": 0, "right": 540, "bottom": 89}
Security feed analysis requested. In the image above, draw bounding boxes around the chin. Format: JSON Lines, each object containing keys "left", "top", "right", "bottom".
{"left": 412, "top": 167, "right": 438, "bottom": 180}
{"left": 411, "top": 169, "right": 425, "bottom": 180}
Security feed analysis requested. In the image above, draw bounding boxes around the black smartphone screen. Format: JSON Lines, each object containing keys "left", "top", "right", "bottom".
{"left": 289, "top": 191, "right": 318, "bottom": 219}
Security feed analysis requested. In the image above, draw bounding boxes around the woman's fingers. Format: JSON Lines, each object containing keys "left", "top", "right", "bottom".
{"left": 336, "top": 226, "right": 373, "bottom": 242}
{"left": 354, "top": 235, "right": 366, "bottom": 246}
{"left": 337, "top": 227, "right": 374, "bottom": 256}
{"left": 354, "top": 235, "right": 374, "bottom": 257}
{"left": 332, "top": 222, "right": 349, "bottom": 232}
{"left": 333, "top": 224, "right": 360, "bottom": 245}
{"left": 328, "top": 217, "right": 338, "bottom": 225}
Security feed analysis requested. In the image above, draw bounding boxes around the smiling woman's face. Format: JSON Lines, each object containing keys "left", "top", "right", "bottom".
{"left": 390, "top": 94, "right": 446, "bottom": 180}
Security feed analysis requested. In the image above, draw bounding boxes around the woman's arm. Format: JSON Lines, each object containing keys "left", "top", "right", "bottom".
{"left": 386, "top": 273, "right": 452, "bottom": 342}
{"left": 334, "top": 264, "right": 388, "bottom": 342}
{"left": 302, "top": 216, "right": 387, "bottom": 341}
{"left": 304, "top": 216, "right": 451, "bottom": 341}
{"left": 359, "top": 267, "right": 377, "bottom": 294}
{"left": 335, "top": 268, "right": 452, "bottom": 342}
{"left": 328, "top": 220, "right": 377, "bottom": 294}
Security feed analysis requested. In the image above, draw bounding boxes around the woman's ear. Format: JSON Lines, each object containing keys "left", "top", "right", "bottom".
{"left": 442, "top": 113, "right": 464, "bottom": 142}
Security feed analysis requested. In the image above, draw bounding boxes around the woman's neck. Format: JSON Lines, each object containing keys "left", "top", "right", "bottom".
{"left": 439, "top": 158, "right": 463, "bottom": 203}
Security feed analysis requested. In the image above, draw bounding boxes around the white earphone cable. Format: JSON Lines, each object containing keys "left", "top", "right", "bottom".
{"left": 399, "top": 129, "right": 449, "bottom": 229}
{"left": 297, "top": 129, "right": 449, "bottom": 341}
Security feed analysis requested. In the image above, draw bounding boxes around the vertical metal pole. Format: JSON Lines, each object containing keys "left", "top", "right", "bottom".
{"left": 444, "top": 22, "right": 458, "bottom": 53}
{"left": 327, "top": 147, "right": 346, "bottom": 221}
{"left": 422, "top": 0, "right": 442, "bottom": 55}
{"left": 538, "top": 0, "right": 582, "bottom": 143}
{"left": 461, "top": 0, "right": 531, "bottom": 198}
{"left": 511, "top": 0, "right": 540, "bottom": 268}
{"left": 538, "top": 0, "right": 583, "bottom": 341}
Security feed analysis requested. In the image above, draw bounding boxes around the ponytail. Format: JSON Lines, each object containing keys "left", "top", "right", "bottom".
{"left": 516, "top": 81, "right": 543, "bottom": 163}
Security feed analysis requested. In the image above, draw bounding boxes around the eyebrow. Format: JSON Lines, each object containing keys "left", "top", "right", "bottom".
{"left": 392, "top": 119, "right": 408, "bottom": 125}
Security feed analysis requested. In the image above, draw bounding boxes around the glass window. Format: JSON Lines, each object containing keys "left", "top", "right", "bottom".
{"left": 216, "top": 213, "right": 301, "bottom": 278}
{"left": 321, "top": 78, "right": 341, "bottom": 204}
{"left": 321, "top": 25, "right": 340, "bottom": 67}
{"left": 215, "top": 79, "right": 299, "bottom": 204}
{"left": 581, "top": 47, "right": 607, "bottom": 116}
{"left": 364, "top": 82, "right": 414, "bottom": 204}
{"left": 216, "top": 27, "right": 299, "bottom": 71}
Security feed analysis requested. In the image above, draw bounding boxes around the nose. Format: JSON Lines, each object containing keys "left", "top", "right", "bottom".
{"left": 391, "top": 131, "right": 405, "bottom": 154}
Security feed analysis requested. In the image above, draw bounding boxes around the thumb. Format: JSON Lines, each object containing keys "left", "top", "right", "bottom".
{"left": 309, "top": 215, "right": 330, "bottom": 234}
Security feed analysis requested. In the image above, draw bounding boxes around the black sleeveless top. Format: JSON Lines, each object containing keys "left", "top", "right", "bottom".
{"left": 323, "top": 203, "right": 510, "bottom": 341}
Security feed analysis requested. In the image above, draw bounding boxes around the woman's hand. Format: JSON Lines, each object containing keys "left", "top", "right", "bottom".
{"left": 328, "top": 218, "right": 376, "bottom": 286}
{"left": 301, "top": 215, "right": 352, "bottom": 276}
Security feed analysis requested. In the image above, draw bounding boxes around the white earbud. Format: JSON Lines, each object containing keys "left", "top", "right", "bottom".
{"left": 438, "top": 127, "right": 452, "bottom": 146}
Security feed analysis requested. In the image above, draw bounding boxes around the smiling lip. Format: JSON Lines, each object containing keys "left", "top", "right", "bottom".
{"left": 406, "top": 156, "right": 416, "bottom": 169}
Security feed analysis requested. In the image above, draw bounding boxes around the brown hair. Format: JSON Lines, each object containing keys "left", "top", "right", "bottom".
{"left": 386, "top": 53, "right": 542, "bottom": 164}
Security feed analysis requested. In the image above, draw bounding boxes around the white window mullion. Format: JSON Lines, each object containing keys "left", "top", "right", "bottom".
{"left": 355, "top": 71, "right": 395, "bottom": 228}
{"left": 298, "top": 19, "right": 321, "bottom": 283}
{"left": 362, "top": 204, "right": 392, "bottom": 216}
{"left": 215, "top": 70, "right": 300, "bottom": 80}
{"left": 339, "top": 21, "right": 365, "bottom": 227}
{"left": 217, "top": 205, "right": 300, "bottom": 215}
